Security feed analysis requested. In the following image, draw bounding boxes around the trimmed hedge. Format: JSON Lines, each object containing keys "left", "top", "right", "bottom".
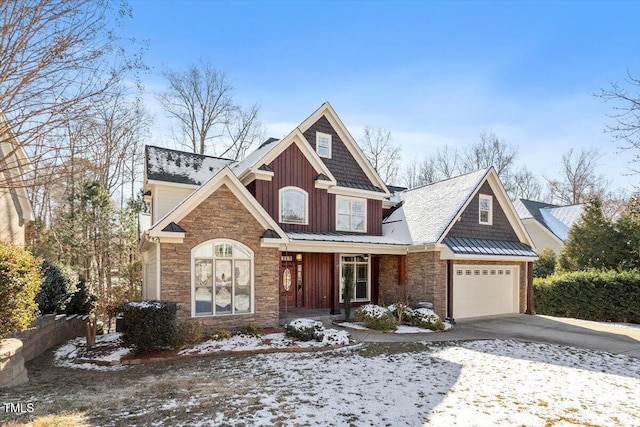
{"left": 119, "top": 300, "right": 177, "bottom": 351}
{"left": 534, "top": 270, "right": 640, "bottom": 323}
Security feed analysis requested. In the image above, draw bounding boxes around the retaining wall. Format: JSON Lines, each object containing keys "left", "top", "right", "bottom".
{"left": 0, "top": 314, "right": 87, "bottom": 388}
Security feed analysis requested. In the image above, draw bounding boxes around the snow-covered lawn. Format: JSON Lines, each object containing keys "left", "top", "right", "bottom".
{"left": 4, "top": 339, "right": 638, "bottom": 426}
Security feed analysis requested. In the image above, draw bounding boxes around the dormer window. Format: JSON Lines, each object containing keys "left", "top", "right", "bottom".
{"left": 316, "top": 132, "right": 332, "bottom": 158}
{"left": 479, "top": 194, "right": 493, "bottom": 225}
{"left": 279, "top": 187, "right": 308, "bottom": 225}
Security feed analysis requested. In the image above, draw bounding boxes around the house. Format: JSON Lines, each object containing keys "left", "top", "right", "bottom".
{"left": 139, "top": 102, "right": 537, "bottom": 330}
{"left": 514, "top": 199, "right": 584, "bottom": 254}
{"left": 0, "top": 112, "right": 34, "bottom": 246}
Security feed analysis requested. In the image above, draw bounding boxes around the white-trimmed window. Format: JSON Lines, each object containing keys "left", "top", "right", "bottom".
{"left": 192, "top": 240, "right": 253, "bottom": 316}
{"left": 340, "top": 255, "right": 370, "bottom": 302}
{"left": 336, "top": 196, "right": 366, "bottom": 232}
{"left": 479, "top": 194, "right": 493, "bottom": 225}
{"left": 316, "top": 132, "right": 332, "bottom": 158}
{"left": 279, "top": 187, "right": 308, "bottom": 224}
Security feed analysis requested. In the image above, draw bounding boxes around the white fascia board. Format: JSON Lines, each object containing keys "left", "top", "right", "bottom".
{"left": 261, "top": 237, "right": 289, "bottom": 247}
{"left": 240, "top": 170, "right": 274, "bottom": 186}
{"left": 146, "top": 179, "right": 200, "bottom": 190}
{"left": 314, "top": 180, "right": 333, "bottom": 190}
{"left": 279, "top": 240, "right": 408, "bottom": 255}
{"left": 328, "top": 186, "right": 388, "bottom": 200}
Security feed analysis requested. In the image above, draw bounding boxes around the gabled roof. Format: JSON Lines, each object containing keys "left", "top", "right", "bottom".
{"left": 146, "top": 166, "right": 287, "bottom": 243}
{"left": 515, "top": 199, "right": 584, "bottom": 242}
{"left": 398, "top": 169, "right": 490, "bottom": 244}
{"left": 297, "top": 102, "right": 390, "bottom": 196}
{"left": 145, "top": 145, "right": 235, "bottom": 186}
{"left": 382, "top": 168, "right": 534, "bottom": 247}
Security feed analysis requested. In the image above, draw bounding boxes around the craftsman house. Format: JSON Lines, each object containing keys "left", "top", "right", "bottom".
{"left": 139, "top": 102, "right": 537, "bottom": 329}
{"left": 0, "top": 112, "right": 34, "bottom": 246}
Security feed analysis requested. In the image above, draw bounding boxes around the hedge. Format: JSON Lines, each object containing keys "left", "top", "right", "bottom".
{"left": 119, "top": 300, "right": 177, "bottom": 351}
{"left": 534, "top": 270, "right": 640, "bottom": 323}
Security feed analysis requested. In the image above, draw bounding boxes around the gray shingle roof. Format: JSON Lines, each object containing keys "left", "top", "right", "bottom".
{"left": 398, "top": 169, "right": 490, "bottom": 244}
{"left": 146, "top": 145, "right": 235, "bottom": 185}
{"left": 444, "top": 237, "right": 537, "bottom": 257}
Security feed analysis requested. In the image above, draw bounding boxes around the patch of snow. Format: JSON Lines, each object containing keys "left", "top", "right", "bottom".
{"left": 54, "top": 333, "right": 129, "bottom": 371}
{"left": 126, "top": 301, "right": 163, "bottom": 309}
{"left": 288, "top": 318, "right": 323, "bottom": 329}
{"left": 357, "top": 304, "right": 389, "bottom": 319}
{"left": 321, "top": 329, "right": 350, "bottom": 346}
{"left": 339, "top": 322, "right": 369, "bottom": 330}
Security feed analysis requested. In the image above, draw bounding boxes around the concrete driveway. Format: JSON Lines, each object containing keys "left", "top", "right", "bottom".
{"left": 340, "top": 314, "right": 640, "bottom": 357}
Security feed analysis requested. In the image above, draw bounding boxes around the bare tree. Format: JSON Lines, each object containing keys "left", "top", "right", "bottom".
{"left": 546, "top": 148, "right": 608, "bottom": 204}
{"left": 435, "top": 145, "right": 462, "bottom": 179}
{"left": 360, "top": 126, "right": 401, "bottom": 184}
{"left": 462, "top": 132, "right": 518, "bottom": 177}
{"left": 598, "top": 73, "right": 640, "bottom": 175}
{"left": 157, "top": 59, "right": 263, "bottom": 158}
{"left": 508, "top": 167, "right": 543, "bottom": 201}
{"left": 0, "top": 0, "right": 144, "bottom": 188}
{"left": 403, "top": 157, "right": 420, "bottom": 189}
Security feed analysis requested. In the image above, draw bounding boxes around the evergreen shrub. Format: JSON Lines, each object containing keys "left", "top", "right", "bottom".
{"left": 119, "top": 300, "right": 177, "bottom": 351}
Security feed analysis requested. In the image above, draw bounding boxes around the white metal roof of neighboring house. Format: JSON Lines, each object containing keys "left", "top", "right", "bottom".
{"left": 516, "top": 198, "right": 584, "bottom": 242}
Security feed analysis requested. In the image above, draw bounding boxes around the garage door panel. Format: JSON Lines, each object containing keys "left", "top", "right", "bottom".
{"left": 453, "top": 266, "right": 518, "bottom": 319}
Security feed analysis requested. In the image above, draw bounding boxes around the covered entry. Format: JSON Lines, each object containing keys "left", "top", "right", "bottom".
{"left": 453, "top": 265, "right": 519, "bottom": 319}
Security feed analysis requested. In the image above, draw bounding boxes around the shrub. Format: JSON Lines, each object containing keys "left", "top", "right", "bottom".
{"left": 285, "top": 319, "right": 324, "bottom": 341}
{"left": 236, "top": 322, "right": 264, "bottom": 337}
{"left": 65, "top": 276, "right": 97, "bottom": 315}
{"left": 36, "top": 261, "right": 78, "bottom": 314}
{"left": 210, "top": 329, "right": 233, "bottom": 341}
{"left": 0, "top": 242, "right": 41, "bottom": 337}
{"left": 413, "top": 308, "right": 445, "bottom": 331}
{"left": 355, "top": 304, "right": 398, "bottom": 331}
{"left": 173, "top": 319, "right": 203, "bottom": 348}
{"left": 388, "top": 304, "right": 415, "bottom": 324}
{"left": 533, "top": 247, "right": 556, "bottom": 278}
{"left": 534, "top": 270, "right": 640, "bottom": 323}
{"left": 321, "top": 329, "right": 350, "bottom": 346}
{"left": 119, "top": 300, "right": 177, "bottom": 351}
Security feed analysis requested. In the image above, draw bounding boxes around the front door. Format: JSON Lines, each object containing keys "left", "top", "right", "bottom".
{"left": 280, "top": 257, "right": 303, "bottom": 308}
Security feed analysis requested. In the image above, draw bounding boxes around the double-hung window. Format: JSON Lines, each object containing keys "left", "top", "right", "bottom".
{"left": 316, "top": 132, "right": 332, "bottom": 158}
{"left": 479, "top": 194, "right": 493, "bottom": 225}
{"left": 337, "top": 197, "right": 366, "bottom": 232}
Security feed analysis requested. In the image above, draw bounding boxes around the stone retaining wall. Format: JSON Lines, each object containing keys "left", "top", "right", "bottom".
{"left": 0, "top": 314, "right": 87, "bottom": 388}
{"left": 0, "top": 339, "right": 28, "bottom": 388}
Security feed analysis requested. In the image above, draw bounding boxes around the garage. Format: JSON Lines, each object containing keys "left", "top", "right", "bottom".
{"left": 453, "top": 265, "right": 519, "bottom": 319}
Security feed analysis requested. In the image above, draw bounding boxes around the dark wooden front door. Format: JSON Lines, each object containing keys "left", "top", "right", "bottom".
{"left": 280, "top": 259, "right": 303, "bottom": 308}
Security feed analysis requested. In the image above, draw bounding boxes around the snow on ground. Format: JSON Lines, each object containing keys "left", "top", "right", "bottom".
{"left": 179, "top": 332, "right": 332, "bottom": 355}
{"left": 54, "top": 333, "right": 130, "bottom": 371}
{"left": 339, "top": 321, "right": 453, "bottom": 333}
{"left": 205, "top": 340, "right": 639, "bottom": 426}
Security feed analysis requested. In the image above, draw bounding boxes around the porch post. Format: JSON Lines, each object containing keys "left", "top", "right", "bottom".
{"left": 330, "top": 253, "right": 341, "bottom": 315}
{"left": 446, "top": 260, "right": 454, "bottom": 320}
{"left": 526, "top": 261, "right": 534, "bottom": 314}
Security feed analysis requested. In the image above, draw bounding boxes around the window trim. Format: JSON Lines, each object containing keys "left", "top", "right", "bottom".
{"left": 339, "top": 254, "right": 371, "bottom": 303}
{"left": 191, "top": 239, "right": 254, "bottom": 317}
{"left": 479, "top": 194, "right": 493, "bottom": 225}
{"left": 279, "top": 186, "right": 309, "bottom": 225}
{"left": 316, "top": 132, "right": 332, "bottom": 159}
{"left": 336, "top": 196, "right": 367, "bottom": 233}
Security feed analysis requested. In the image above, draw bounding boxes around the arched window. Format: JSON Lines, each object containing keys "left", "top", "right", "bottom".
{"left": 192, "top": 240, "right": 253, "bottom": 316}
{"left": 279, "top": 187, "right": 308, "bottom": 225}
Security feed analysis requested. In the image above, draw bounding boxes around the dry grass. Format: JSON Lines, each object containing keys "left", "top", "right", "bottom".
{"left": 1, "top": 412, "right": 89, "bottom": 427}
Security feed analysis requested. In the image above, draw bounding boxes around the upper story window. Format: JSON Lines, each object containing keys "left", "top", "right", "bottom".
{"left": 279, "top": 187, "right": 308, "bottom": 225}
{"left": 192, "top": 240, "right": 253, "bottom": 317}
{"left": 337, "top": 196, "right": 366, "bottom": 232}
{"left": 316, "top": 132, "right": 332, "bottom": 158}
{"left": 479, "top": 194, "right": 493, "bottom": 225}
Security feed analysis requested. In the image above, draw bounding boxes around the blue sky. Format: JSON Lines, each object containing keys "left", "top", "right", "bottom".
{"left": 125, "top": 0, "right": 640, "bottom": 192}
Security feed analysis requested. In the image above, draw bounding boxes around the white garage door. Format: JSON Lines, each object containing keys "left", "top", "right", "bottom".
{"left": 453, "top": 265, "right": 519, "bottom": 319}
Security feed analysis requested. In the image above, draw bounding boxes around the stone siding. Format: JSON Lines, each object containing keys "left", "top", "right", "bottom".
{"left": 160, "top": 184, "right": 280, "bottom": 331}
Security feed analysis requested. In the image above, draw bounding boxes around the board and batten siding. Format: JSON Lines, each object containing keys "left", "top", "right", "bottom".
{"left": 153, "top": 186, "right": 195, "bottom": 223}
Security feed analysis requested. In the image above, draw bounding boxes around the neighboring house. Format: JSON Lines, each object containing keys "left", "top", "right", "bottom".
{"left": 139, "top": 102, "right": 537, "bottom": 330}
{"left": 0, "top": 112, "right": 34, "bottom": 246}
{"left": 514, "top": 199, "right": 584, "bottom": 254}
